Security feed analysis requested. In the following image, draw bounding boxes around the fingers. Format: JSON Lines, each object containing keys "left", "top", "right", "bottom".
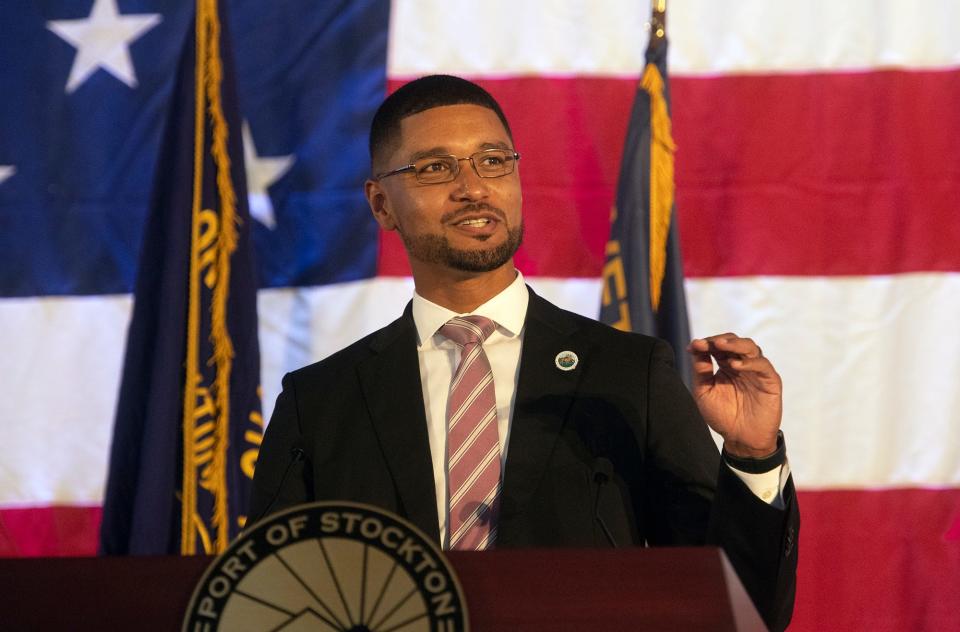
{"left": 686, "top": 333, "right": 780, "bottom": 380}
{"left": 689, "top": 334, "right": 760, "bottom": 360}
{"left": 703, "top": 333, "right": 763, "bottom": 359}
{"left": 686, "top": 342, "right": 715, "bottom": 378}
{"left": 726, "top": 356, "right": 778, "bottom": 381}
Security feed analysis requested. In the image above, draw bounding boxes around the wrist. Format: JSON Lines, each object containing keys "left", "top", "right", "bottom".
{"left": 722, "top": 431, "right": 786, "bottom": 473}
{"left": 722, "top": 440, "right": 778, "bottom": 459}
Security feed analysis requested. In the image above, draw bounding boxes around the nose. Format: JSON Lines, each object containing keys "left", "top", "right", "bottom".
{"left": 450, "top": 158, "right": 489, "bottom": 201}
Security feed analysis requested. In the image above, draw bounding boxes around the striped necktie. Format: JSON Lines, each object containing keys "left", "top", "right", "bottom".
{"left": 439, "top": 315, "right": 501, "bottom": 550}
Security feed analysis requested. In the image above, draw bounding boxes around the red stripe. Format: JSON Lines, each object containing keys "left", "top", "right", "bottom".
{"left": 0, "top": 506, "right": 101, "bottom": 557}
{"left": 379, "top": 71, "right": 960, "bottom": 277}
{"left": 792, "top": 488, "right": 960, "bottom": 632}
{"left": 673, "top": 69, "right": 960, "bottom": 277}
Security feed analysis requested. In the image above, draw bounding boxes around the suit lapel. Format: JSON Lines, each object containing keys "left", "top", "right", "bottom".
{"left": 357, "top": 305, "right": 441, "bottom": 544}
{"left": 500, "top": 291, "right": 587, "bottom": 535}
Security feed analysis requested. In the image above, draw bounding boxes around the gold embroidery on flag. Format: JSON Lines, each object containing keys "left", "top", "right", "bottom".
{"left": 238, "top": 396, "right": 264, "bottom": 530}
{"left": 241, "top": 398, "right": 264, "bottom": 480}
{"left": 601, "top": 235, "right": 632, "bottom": 331}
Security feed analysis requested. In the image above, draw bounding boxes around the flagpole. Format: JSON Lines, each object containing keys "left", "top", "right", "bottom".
{"left": 650, "top": 0, "right": 666, "bottom": 45}
{"left": 601, "top": 0, "right": 691, "bottom": 385}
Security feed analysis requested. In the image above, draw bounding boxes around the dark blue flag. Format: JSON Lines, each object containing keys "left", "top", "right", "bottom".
{"left": 599, "top": 11, "right": 692, "bottom": 384}
{"left": 100, "top": 0, "right": 263, "bottom": 555}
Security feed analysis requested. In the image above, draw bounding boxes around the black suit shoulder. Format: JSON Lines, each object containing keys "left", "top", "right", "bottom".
{"left": 249, "top": 306, "right": 420, "bottom": 520}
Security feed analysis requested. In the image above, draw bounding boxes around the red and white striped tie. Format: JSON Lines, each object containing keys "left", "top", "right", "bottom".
{"left": 439, "top": 315, "right": 501, "bottom": 550}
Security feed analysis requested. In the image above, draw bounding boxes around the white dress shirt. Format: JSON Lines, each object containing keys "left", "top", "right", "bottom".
{"left": 412, "top": 271, "right": 783, "bottom": 546}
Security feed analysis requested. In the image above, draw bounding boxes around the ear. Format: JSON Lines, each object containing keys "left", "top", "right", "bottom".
{"left": 365, "top": 179, "right": 398, "bottom": 231}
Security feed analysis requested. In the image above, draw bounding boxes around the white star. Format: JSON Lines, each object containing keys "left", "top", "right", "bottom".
{"left": 0, "top": 165, "right": 15, "bottom": 186}
{"left": 243, "top": 122, "right": 294, "bottom": 229}
{"left": 47, "top": 0, "right": 162, "bottom": 94}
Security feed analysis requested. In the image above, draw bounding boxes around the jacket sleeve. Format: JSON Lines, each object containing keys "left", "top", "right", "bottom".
{"left": 643, "top": 339, "right": 799, "bottom": 632}
{"left": 710, "top": 455, "right": 799, "bottom": 632}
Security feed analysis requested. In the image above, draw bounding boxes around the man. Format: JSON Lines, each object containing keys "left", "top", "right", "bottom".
{"left": 251, "top": 75, "right": 798, "bottom": 630}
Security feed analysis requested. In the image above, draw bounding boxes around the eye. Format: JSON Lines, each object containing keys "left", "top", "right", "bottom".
{"left": 416, "top": 159, "right": 452, "bottom": 175}
{"left": 479, "top": 154, "right": 505, "bottom": 168}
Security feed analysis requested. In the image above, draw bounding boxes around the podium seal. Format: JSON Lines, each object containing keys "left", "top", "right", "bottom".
{"left": 182, "top": 501, "right": 469, "bottom": 631}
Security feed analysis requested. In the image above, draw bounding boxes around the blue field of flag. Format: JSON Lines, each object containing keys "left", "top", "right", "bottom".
{"left": 0, "top": 0, "right": 389, "bottom": 298}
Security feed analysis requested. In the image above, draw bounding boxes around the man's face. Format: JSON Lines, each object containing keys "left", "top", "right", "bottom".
{"left": 366, "top": 104, "right": 523, "bottom": 275}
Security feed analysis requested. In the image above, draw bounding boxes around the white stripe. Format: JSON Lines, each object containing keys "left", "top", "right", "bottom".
{"left": 448, "top": 373, "right": 494, "bottom": 430}
{"left": 0, "top": 277, "right": 416, "bottom": 505}
{"left": 257, "top": 278, "right": 417, "bottom": 415}
{"left": 3, "top": 273, "right": 959, "bottom": 505}
{"left": 670, "top": 0, "right": 960, "bottom": 74}
{"left": 532, "top": 273, "right": 960, "bottom": 489}
{"left": 449, "top": 444, "right": 500, "bottom": 509}
{"left": 0, "top": 294, "right": 131, "bottom": 505}
{"left": 449, "top": 344, "right": 483, "bottom": 393}
{"left": 450, "top": 490, "right": 498, "bottom": 547}
{"left": 389, "top": 0, "right": 650, "bottom": 78}
{"left": 685, "top": 273, "right": 960, "bottom": 490}
{"left": 446, "top": 318, "right": 485, "bottom": 341}
{"left": 389, "top": 0, "right": 960, "bottom": 77}
{"left": 476, "top": 525, "right": 498, "bottom": 551}
{"left": 448, "top": 408, "right": 497, "bottom": 469}
{"left": 450, "top": 486, "right": 500, "bottom": 546}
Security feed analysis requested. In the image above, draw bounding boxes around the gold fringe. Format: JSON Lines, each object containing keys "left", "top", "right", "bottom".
{"left": 201, "top": 0, "right": 239, "bottom": 554}
{"left": 640, "top": 62, "right": 676, "bottom": 312}
{"left": 182, "top": 0, "right": 239, "bottom": 554}
{"left": 181, "top": 0, "right": 208, "bottom": 555}
{"left": 191, "top": 511, "right": 214, "bottom": 555}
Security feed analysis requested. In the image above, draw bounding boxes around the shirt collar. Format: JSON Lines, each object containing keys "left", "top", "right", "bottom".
{"left": 412, "top": 270, "right": 529, "bottom": 347}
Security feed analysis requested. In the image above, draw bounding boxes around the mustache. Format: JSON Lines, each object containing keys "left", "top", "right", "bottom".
{"left": 441, "top": 203, "right": 507, "bottom": 224}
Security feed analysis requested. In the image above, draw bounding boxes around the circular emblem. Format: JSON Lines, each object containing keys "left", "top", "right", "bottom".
{"left": 554, "top": 350, "right": 579, "bottom": 371}
{"left": 182, "top": 501, "right": 469, "bottom": 631}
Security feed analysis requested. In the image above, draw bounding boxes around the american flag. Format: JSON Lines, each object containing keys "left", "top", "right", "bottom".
{"left": 1, "top": 1, "right": 958, "bottom": 629}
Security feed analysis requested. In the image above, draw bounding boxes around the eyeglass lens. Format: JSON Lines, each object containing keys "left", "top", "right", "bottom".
{"left": 413, "top": 149, "right": 516, "bottom": 183}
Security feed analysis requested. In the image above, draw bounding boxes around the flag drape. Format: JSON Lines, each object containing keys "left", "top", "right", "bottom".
{"left": 98, "top": 0, "right": 263, "bottom": 555}
{"left": 599, "top": 20, "right": 692, "bottom": 382}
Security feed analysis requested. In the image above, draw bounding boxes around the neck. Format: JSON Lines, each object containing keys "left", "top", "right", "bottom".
{"left": 412, "top": 262, "right": 517, "bottom": 313}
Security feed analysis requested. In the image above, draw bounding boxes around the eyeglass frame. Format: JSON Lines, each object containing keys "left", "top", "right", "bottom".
{"left": 374, "top": 148, "right": 521, "bottom": 184}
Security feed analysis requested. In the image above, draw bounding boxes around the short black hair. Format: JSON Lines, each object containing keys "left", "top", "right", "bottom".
{"left": 369, "top": 74, "right": 513, "bottom": 171}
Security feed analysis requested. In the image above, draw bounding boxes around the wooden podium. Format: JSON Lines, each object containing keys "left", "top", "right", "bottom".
{"left": 0, "top": 547, "right": 766, "bottom": 631}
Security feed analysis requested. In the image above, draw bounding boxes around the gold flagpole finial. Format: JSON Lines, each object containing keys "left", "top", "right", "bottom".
{"left": 650, "top": 0, "right": 667, "bottom": 41}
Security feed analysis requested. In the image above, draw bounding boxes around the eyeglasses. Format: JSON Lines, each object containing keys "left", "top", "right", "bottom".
{"left": 375, "top": 148, "right": 520, "bottom": 184}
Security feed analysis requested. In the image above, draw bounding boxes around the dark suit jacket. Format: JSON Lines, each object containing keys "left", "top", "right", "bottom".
{"left": 251, "top": 290, "right": 798, "bottom": 631}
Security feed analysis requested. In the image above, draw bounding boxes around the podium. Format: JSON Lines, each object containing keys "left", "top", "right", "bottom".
{"left": 0, "top": 547, "right": 766, "bottom": 631}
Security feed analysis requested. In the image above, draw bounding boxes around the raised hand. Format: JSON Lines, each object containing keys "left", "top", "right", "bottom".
{"left": 687, "top": 334, "right": 782, "bottom": 458}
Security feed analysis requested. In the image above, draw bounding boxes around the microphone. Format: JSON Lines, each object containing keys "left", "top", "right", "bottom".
{"left": 246, "top": 441, "right": 306, "bottom": 529}
{"left": 592, "top": 457, "right": 618, "bottom": 548}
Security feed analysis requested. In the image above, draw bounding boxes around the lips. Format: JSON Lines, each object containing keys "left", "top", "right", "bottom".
{"left": 451, "top": 215, "right": 499, "bottom": 238}
{"left": 443, "top": 205, "right": 505, "bottom": 225}
{"left": 442, "top": 205, "right": 507, "bottom": 238}
{"left": 455, "top": 215, "right": 497, "bottom": 227}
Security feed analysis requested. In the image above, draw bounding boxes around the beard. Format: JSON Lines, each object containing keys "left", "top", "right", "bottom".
{"left": 399, "top": 217, "right": 524, "bottom": 273}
